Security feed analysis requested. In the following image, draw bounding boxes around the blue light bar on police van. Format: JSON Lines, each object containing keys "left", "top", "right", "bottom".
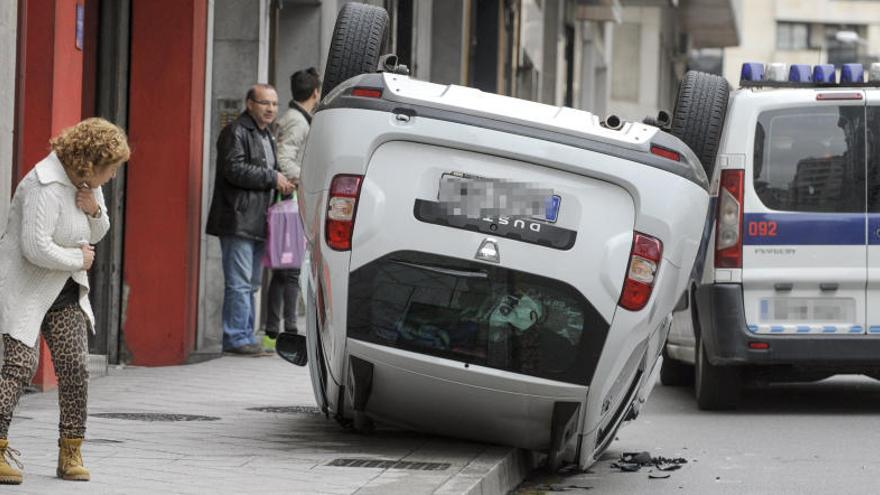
{"left": 871, "top": 63, "right": 880, "bottom": 82}
{"left": 788, "top": 64, "right": 811, "bottom": 82}
{"left": 740, "top": 62, "right": 765, "bottom": 82}
{"left": 813, "top": 65, "right": 836, "bottom": 84}
{"left": 766, "top": 63, "right": 788, "bottom": 82}
{"left": 841, "top": 64, "right": 864, "bottom": 83}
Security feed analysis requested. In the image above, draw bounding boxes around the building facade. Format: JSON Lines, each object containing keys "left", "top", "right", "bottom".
{"left": 723, "top": 0, "right": 880, "bottom": 86}
{"left": 607, "top": 0, "right": 742, "bottom": 121}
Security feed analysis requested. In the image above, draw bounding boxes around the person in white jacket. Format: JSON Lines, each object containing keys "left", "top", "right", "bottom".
{"left": 0, "top": 118, "right": 129, "bottom": 484}
{"left": 264, "top": 68, "right": 320, "bottom": 340}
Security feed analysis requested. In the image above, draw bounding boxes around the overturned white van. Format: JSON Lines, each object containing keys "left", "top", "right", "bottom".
{"left": 276, "top": 3, "right": 711, "bottom": 470}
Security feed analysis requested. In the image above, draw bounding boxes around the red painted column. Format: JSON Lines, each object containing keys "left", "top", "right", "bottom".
{"left": 124, "top": 0, "right": 207, "bottom": 365}
{"left": 15, "top": 0, "right": 86, "bottom": 390}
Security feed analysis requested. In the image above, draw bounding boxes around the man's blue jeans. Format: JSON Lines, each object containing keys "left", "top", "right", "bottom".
{"left": 219, "top": 236, "right": 265, "bottom": 349}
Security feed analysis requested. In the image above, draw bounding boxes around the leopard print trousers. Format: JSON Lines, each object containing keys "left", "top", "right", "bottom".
{"left": 0, "top": 305, "right": 89, "bottom": 438}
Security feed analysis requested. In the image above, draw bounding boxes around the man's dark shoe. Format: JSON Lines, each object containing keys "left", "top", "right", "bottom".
{"left": 283, "top": 327, "right": 299, "bottom": 335}
{"left": 224, "top": 344, "right": 264, "bottom": 355}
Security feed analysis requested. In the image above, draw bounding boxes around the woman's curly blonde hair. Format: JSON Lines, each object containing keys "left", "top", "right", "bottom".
{"left": 50, "top": 117, "right": 130, "bottom": 180}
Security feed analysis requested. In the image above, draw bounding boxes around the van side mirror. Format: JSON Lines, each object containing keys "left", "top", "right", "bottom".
{"left": 276, "top": 332, "right": 308, "bottom": 366}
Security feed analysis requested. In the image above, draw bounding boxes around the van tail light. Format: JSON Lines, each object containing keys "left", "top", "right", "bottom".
{"left": 715, "top": 169, "right": 744, "bottom": 268}
{"left": 619, "top": 232, "right": 663, "bottom": 311}
{"left": 351, "top": 87, "right": 383, "bottom": 98}
{"left": 650, "top": 145, "right": 681, "bottom": 162}
{"left": 325, "top": 174, "right": 364, "bottom": 251}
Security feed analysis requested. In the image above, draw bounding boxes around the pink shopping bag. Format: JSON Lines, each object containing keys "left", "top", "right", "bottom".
{"left": 263, "top": 197, "right": 306, "bottom": 269}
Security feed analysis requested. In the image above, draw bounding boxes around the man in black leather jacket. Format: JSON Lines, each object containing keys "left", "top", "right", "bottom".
{"left": 206, "top": 83, "right": 295, "bottom": 354}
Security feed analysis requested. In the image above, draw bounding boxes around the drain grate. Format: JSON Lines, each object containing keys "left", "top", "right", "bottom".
{"left": 327, "top": 458, "right": 451, "bottom": 471}
{"left": 90, "top": 413, "right": 220, "bottom": 422}
{"left": 248, "top": 406, "right": 322, "bottom": 415}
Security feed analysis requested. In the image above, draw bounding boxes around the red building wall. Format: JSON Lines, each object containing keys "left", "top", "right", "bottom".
{"left": 15, "top": 0, "right": 87, "bottom": 390}
{"left": 124, "top": 0, "right": 207, "bottom": 365}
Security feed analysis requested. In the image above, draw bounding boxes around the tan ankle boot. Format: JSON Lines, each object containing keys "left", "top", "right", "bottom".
{"left": 0, "top": 439, "right": 23, "bottom": 484}
{"left": 57, "top": 438, "right": 89, "bottom": 481}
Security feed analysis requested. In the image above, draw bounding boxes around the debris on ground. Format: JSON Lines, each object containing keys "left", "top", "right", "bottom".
{"left": 609, "top": 451, "right": 689, "bottom": 478}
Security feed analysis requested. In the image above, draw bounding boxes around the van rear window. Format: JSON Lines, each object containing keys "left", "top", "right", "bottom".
{"left": 346, "top": 251, "right": 609, "bottom": 385}
{"left": 753, "top": 106, "right": 865, "bottom": 213}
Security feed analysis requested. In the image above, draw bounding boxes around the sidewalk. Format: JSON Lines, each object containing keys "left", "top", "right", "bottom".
{"left": 8, "top": 352, "right": 530, "bottom": 495}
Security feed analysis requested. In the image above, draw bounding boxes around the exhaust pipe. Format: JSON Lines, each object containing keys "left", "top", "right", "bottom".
{"left": 603, "top": 114, "right": 624, "bottom": 131}
{"left": 641, "top": 110, "right": 672, "bottom": 131}
{"left": 655, "top": 110, "right": 671, "bottom": 130}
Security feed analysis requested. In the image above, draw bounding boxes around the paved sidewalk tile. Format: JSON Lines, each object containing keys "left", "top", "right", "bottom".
{"left": 6, "top": 353, "right": 523, "bottom": 495}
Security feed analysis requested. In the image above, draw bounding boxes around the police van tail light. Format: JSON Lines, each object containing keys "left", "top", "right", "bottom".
{"left": 325, "top": 174, "right": 364, "bottom": 251}
{"left": 619, "top": 233, "right": 663, "bottom": 311}
{"left": 715, "top": 169, "right": 744, "bottom": 268}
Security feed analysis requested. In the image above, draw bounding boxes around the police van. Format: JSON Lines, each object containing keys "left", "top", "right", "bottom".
{"left": 664, "top": 62, "right": 880, "bottom": 410}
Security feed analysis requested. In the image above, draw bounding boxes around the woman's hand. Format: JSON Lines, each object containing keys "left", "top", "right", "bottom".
{"left": 76, "top": 186, "right": 99, "bottom": 217}
{"left": 80, "top": 244, "right": 95, "bottom": 271}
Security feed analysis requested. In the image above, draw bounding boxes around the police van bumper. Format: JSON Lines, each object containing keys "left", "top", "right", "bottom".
{"left": 696, "top": 284, "right": 880, "bottom": 367}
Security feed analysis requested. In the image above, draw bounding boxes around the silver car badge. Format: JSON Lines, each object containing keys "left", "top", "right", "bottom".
{"left": 475, "top": 238, "right": 500, "bottom": 263}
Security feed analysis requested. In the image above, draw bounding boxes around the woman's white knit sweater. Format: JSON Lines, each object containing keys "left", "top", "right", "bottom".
{"left": 0, "top": 152, "right": 109, "bottom": 347}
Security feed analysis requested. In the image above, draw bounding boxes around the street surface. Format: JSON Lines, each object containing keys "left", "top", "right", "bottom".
{"left": 14, "top": 347, "right": 880, "bottom": 495}
{"left": 9, "top": 353, "right": 521, "bottom": 495}
{"left": 517, "top": 375, "right": 880, "bottom": 494}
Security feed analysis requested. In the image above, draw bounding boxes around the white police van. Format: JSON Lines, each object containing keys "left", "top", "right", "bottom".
{"left": 275, "top": 3, "right": 713, "bottom": 469}
{"left": 664, "top": 62, "right": 880, "bottom": 410}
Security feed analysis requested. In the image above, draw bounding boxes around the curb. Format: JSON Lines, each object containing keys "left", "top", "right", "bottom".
{"left": 435, "top": 447, "right": 534, "bottom": 495}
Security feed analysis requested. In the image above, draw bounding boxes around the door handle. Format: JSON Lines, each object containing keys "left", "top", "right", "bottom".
{"left": 774, "top": 283, "right": 793, "bottom": 292}
{"left": 820, "top": 283, "right": 839, "bottom": 292}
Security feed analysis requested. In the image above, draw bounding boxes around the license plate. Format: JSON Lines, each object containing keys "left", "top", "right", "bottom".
{"left": 438, "top": 172, "right": 560, "bottom": 223}
{"left": 759, "top": 297, "right": 855, "bottom": 323}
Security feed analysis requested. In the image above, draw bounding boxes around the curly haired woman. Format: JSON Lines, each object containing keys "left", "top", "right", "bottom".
{"left": 0, "top": 118, "right": 129, "bottom": 484}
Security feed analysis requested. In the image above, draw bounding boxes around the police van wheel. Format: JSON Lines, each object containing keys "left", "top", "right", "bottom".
{"left": 660, "top": 346, "right": 694, "bottom": 387}
{"left": 695, "top": 337, "right": 740, "bottom": 410}
{"left": 321, "top": 3, "right": 390, "bottom": 98}
{"left": 670, "top": 71, "right": 730, "bottom": 178}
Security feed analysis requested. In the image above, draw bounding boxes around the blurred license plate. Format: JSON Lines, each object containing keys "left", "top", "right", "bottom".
{"left": 438, "top": 173, "right": 560, "bottom": 222}
{"left": 759, "top": 297, "right": 854, "bottom": 322}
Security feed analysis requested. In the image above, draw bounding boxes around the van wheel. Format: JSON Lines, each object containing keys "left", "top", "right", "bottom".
{"left": 695, "top": 337, "right": 740, "bottom": 410}
{"left": 660, "top": 346, "right": 694, "bottom": 386}
{"left": 670, "top": 71, "right": 730, "bottom": 177}
{"left": 321, "top": 3, "right": 390, "bottom": 98}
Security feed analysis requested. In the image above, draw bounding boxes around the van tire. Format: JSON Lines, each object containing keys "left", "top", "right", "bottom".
{"left": 660, "top": 346, "right": 694, "bottom": 386}
{"left": 670, "top": 71, "right": 730, "bottom": 177}
{"left": 321, "top": 3, "right": 390, "bottom": 98}
{"left": 695, "top": 337, "right": 740, "bottom": 410}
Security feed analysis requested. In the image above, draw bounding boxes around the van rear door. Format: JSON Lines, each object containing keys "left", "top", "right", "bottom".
{"left": 743, "top": 94, "right": 867, "bottom": 336}
{"left": 864, "top": 98, "right": 880, "bottom": 335}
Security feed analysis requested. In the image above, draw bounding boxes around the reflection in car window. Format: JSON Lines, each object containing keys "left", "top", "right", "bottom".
{"left": 868, "top": 107, "right": 880, "bottom": 212}
{"left": 347, "top": 251, "right": 609, "bottom": 385}
{"left": 753, "top": 106, "right": 865, "bottom": 213}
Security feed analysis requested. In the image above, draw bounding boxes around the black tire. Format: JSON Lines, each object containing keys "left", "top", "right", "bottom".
{"left": 670, "top": 71, "right": 730, "bottom": 177}
{"left": 695, "top": 336, "right": 740, "bottom": 410}
{"left": 660, "top": 345, "right": 694, "bottom": 387}
{"left": 321, "top": 3, "right": 390, "bottom": 98}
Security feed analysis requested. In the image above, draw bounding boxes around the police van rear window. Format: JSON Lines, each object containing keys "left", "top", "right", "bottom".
{"left": 753, "top": 106, "right": 865, "bottom": 213}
